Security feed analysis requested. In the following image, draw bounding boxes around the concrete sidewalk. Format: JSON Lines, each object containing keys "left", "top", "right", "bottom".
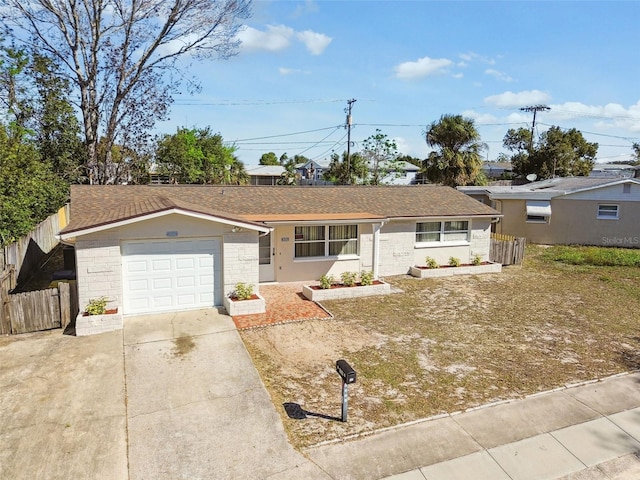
{"left": 305, "top": 373, "right": 640, "bottom": 480}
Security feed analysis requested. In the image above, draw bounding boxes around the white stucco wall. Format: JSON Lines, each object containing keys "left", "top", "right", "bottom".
{"left": 73, "top": 213, "right": 261, "bottom": 314}
{"left": 268, "top": 218, "right": 493, "bottom": 281}
{"left": 75, "top": 231, "right": 123, "bottom": 314}
{"left": 222, "top": 231, "right": 260, "bottom": 296}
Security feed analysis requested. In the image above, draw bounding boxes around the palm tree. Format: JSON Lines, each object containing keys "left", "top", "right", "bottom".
{"left": 278, "top": 158, "right": 299, "bottom": 185}
{"left": 422, "top": 114, "right": 487, "bottom": 187}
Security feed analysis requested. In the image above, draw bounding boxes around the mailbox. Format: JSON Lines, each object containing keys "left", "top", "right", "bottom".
{"left": 336, "top": 359, "right": 356, "bottom": 384}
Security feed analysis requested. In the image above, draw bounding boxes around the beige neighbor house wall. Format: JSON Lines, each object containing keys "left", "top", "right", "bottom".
{"left": 496, "top": 197, "right": 640, "bottom": 247}
{"left": 74, "top": 213, "right": 261, "bottom": 314}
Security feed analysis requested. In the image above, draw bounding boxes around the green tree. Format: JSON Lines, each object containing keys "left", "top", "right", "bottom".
{"left": 0, "top": 44, "right": 31, "bottom": 135}
{"left": 5, "top": 0, "right": 252, "bottom": 184}
{"left": 361, "top": 129, "right": 401, "bottom": 185}
{"left": 397, "top": 154, "right": 423, "bottom": 168}
{"left": 1, "top": 42, "right": 86, "bottom": 182}
{"left": 323, "top": 151, "right": 369, "bottom": 185}
{"left": 31, "top": 53, "right": 85, "bottom": 183}
{"left": 154, "top": 127, "right": 247, "bottom": 185}
{"left": 504, "top": 126, "right": 597, "bottom": 179}
{"left": 259, "top": 152, "right": 279, "bottom": 165}
{"left": 278, "top": 158, "right": 299, "bottom": 185}
{"left": 422, "top": 114, "right": 486, "bottom": 187}
{"left": 632, "top": 143, "right": 640, "bottom": 166}
{"left": 0, "top": 125, "right": 68, "bottom": 245}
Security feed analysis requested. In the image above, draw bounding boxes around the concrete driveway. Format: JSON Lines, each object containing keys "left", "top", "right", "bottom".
{"left": 0, "top": 329, "right": 127, "bottom": 479}
{"left": 123, "top": 308, "right": 326, "bottom": 479}
{"left": 0, "top": 309, "right": 327, "bottom": 479}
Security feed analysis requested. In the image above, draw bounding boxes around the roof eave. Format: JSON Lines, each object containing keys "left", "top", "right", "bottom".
{"left": 60, "top": 208, "right": 270, "bottom": 241}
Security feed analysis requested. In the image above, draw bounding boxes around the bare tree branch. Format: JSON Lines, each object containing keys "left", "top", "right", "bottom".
{"left": 3, "top": 0, "right": 251, "bottom": 183}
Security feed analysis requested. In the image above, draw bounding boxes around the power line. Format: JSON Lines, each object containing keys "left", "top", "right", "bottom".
{"left": 520, "top": 105, "right": 551, "bottom": 150}
{"left": 229, "top": 125, "right": 342, "bottom": 142}
{"left": 173, "top": 98, "right": 347, "bottom": 106}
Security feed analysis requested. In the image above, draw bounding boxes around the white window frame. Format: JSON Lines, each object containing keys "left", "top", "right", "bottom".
{"left": 415, "top": 220, "right": 470, "bottom": 247}
{"left": 597, "top": 204, "right": 619, "bottom": 220}
{"left": 294, "top": 224, "right": 359, "bottom": 260}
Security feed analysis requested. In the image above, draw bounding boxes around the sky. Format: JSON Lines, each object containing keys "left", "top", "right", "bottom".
{"left": 157, "top": 0, "right": 640, "bottom": 167}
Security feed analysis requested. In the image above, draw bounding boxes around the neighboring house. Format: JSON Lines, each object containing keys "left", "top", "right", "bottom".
{"left": 385, "top": 161, "right": 420, "bottom": 185}
{"left": 589, "top": 163, "right": 636, "bottom": 178}
{"left": 296, "top": 159, "right": 419, "bottom": 185}
{"left": 59, "top": 185, "right": 500, "bottom": 317}
{"left": 296, "top": 160, "right": 331, "bottom": 185}
{"left": 247, "top": 165, "right": 285, "bottom": 185}
{"left": 458, "top": 177, "right": 640, "bottom": 247}
{"left": 482, "top": 162, "right": 513, "bottom": 180}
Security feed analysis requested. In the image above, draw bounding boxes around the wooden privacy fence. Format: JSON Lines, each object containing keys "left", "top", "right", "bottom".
{"left": 490, "top": 233, "right": 526, "bottom": 266}
{"left": 0, "top": 281, "right": 78, "bottom": 335}
{"left": 1, "top": 205, "right": 69, "bottom": 277}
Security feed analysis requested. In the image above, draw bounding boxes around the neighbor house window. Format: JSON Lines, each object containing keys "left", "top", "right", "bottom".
{"left": 526, "top": 200, "right": 551, "bottom": 223}
{"left": 416, "top": 221, "right": 469, "bottom": 243}
{"left": 597, "top": 204, "right": 619, "bottom": 219}
{"left": 295, "top": 225, "right": 358, "bottom": 258}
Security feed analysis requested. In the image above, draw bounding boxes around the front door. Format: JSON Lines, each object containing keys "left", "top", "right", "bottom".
{"left": 258, "top": 233, "right": 275, "bottom": 282}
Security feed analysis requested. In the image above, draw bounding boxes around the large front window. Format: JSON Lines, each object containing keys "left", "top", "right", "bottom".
{"left": 295, "top": 225, "right": 358, "bottom": 258}
{"left": 416, "top": 220, "right": 469, "bottom": 243}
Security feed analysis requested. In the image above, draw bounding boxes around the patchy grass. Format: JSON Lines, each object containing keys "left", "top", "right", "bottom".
{"left": 541, "top": 245, "right": 640, "bottom": 267}
{"left": 240, "top": 245, "right": 640, "bottom": 449}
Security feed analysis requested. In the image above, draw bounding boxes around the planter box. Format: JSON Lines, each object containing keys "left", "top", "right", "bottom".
{"left": 409, "top": 262, "right": 502, "bottom": 279}
{"left": 223, "top": 294, "right": 266, "bottom": 316}
{"left": 302, "top": 281, "right": 391, "bottom": 302}
{"left": 75, "top": 308, "right": 123, "bottom": 336}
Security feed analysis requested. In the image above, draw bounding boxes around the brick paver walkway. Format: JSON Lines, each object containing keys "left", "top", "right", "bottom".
{"left": 232, "top": 283, "right": 331, "bottom": 329}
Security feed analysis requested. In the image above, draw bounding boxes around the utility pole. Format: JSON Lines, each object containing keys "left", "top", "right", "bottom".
{"left": 520, "top": 105, "right": 550, "bottom": 151}
{"left": 345, "top": 99, "right": 356, "bottom": 183}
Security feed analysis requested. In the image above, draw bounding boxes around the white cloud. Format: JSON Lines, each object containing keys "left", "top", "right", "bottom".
{"left": 279, "top": 67, "right": 310, "bottom": 75}
{"left": 485, "top": 68, "right": 514, "bottom": 82}
{"left": 296, "top": 30, "right": 332, "bottom": 55}
{"left": 292, "top": 0, "right": 319, "bottom": 17}
{"left": 548, "top": 100, "right": 640, "bottom": 132}
{"left": 238, "top": 25, "right": 294, "bottom": 52}
{"left": 452, "top": 73, "right": 464, "bottom": 79}
{"left": 394, "top": 56, "right": 453, "bottom": 79}
{"left": 237, "top": 25, "right": 331, "bottom": 55}
{"left": 462, "top": 110, "right": 499, "bottom": 125}
{"left": 484, "top": 90, "right": 551, "bottom": 108}
{"left": 459, "top": 52, "right": 496, "bottom": 65}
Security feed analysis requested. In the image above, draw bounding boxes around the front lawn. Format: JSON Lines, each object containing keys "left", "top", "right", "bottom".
{"left": 240, "top": 245, "right": 640, "bottom": 448}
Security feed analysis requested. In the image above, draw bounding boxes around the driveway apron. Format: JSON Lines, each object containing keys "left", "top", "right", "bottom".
{"left": 124, "top": 308, "right": 326, "bottom": 480}
{"left": 0, "top": 330, "right": 127, "bottom": 480}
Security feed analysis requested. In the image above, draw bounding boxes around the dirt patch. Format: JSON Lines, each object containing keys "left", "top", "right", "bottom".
{"left": 171, "top": 336, "right": 196, "bottom": 359}
{"left": 241, "top": 246, "right": 640, "bottom": 448}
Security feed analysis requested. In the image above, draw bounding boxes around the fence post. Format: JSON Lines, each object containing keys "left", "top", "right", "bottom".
{"left": 59, "top": 282, "right": 71, "bottom": 330}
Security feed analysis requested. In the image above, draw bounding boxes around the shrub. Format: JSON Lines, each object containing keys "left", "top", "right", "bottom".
{"left": 85, "top": 297, "right": 108, "bottom": 315}
{"left": 448, "top": 257, "right": 461, "bottom": 267}
{"left": 472, "top": 253, "right": 482, "bottom": 266}
{"left": 233, "top": 282, "right": 253, "bottom": 300}
{"left": 424, "top": 256, "right": 439, "bottom": 269}
{"left": 319, "top": 274, "right": 334, "bottom": 289}
{"left": 360, "top": 270, "right": 374, "bottom": 286}
{"left": 341, "top": 271, "right": 357, "bottom": 287}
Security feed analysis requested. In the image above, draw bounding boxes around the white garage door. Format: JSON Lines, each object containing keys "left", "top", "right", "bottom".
{"left": 122, "top": 238, "right": 222, "bottom": 315}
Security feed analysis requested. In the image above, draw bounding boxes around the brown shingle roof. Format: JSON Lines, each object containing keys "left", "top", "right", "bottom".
{"left": 62, "top": 184, "right": 500, "bottom": 235}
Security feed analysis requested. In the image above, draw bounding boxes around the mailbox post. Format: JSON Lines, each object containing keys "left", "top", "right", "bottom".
{"left": 336, "top": 359, "right": 356, "bottom": 422}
